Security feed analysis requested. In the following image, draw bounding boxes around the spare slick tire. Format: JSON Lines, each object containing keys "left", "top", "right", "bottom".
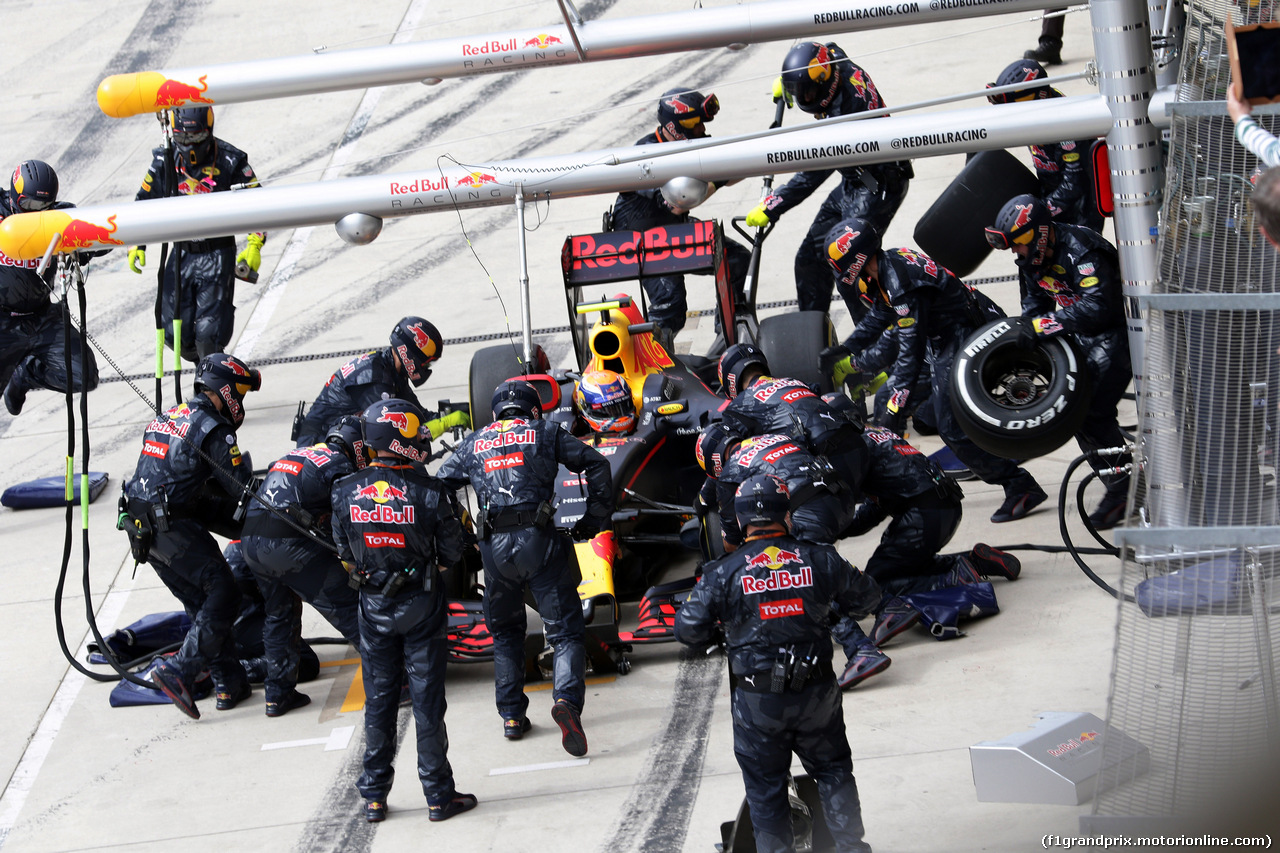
{"left": 757, "top": 310, "right": 835, "bottom": 393}
{"left": 913, "top": 149, "right": 1040, "bottom": 279}
{"left": 949, "top": 317, "right": 1091, "bottom": 459}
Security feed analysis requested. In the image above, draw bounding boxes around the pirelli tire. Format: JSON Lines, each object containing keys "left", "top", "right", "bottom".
{"left": 949, "top": 317, "right": 1091, "bottom": 459}
{"left": 757, "top": 311, "right": 835, "bottom": 393}
{"left": 469, "top": 344, "right": 535, "bottom": 430}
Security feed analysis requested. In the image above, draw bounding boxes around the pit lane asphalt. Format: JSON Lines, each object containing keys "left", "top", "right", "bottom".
{"left": 0, "top": 2, "right": 1119, "bottom": 850}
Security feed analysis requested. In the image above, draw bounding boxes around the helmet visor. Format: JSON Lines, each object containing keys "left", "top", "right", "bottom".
{"left": 983, "top": 227, "right": 1011, "bottom": 251}
{"left": 174, "top": 129, "right": 210, "bottom": 146}
{"left": 17, "top": 196, "right": 53, "bottom": 212}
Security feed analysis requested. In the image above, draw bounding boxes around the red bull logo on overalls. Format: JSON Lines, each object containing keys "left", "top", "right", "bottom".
{"left": 474, "top": 428, "right": 536, "bottom": 453}
{"left": 741, "top": 562, "right": 812, "bottom": 595}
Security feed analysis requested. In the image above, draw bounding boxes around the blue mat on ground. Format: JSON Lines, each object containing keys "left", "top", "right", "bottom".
{"left": 901, "top": 581, "right": 999, "bottom": 640}
{"left": 928, "top": 446, "right": 975, "bottom": 481}
{"left": 1, "top": 472, "right": 110, "bottom": 509}
{"left": 109, "top": 656, "right": 213, "bottom": 708}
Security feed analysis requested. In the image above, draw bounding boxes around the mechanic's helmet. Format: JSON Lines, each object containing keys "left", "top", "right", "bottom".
{"left": 170, "top": 107, "right": 216, "bottom": 170}
{"left": 491, "top": 379, "right": 543, "bottom": 421}
{"left": 389, "top": 316, "right": 443, "bottom": 388}
{"left": 986, "top": 58, "right": 1052, "bottom": 105}
{"left": 821, "top": 391, "right": 866, "bottom": 431}
{"left": 781, "top": 42, "right": 843, "bottom": 114}
{"left": 734, "top": 474, "right": 791, "bottom": 530}
{"left": 825, "top": 217, "right": 884, "bottom": 307}
{"left": 194, "top": 352, "right": 261, "bottom": 428}
{"left": 576, "top": 369, "right": 636, "bottom": 434}
{"left": 324, "top": 415, "right": 368, "bottom": 470}
{"left": 657, "top": 87, "right": 720, "bottom": 141}
{"left": 695, "top": 422, "right": 742, "bottom": 478}
{"left": 717, "top": 343, "right": 770, "bottom": 399}
{"left": 985, "top": 193, "right": 1055, "bottom": 270}
{"left": 8, "top": 160, "right": 58, "bottom": 212}
{"left": 360, "top": 398, "right": 431, "bottom": 463}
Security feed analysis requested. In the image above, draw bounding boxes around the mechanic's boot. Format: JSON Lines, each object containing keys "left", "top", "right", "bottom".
{"left": 3, "top": 364, "right": 29, "bottom": 416}
{"left": 838, "top": 647, "right": 891, "bottom": 690}
{"left": 215, "top": 680, "right": 252, "bottom": 711}
{"left": 991, "top": 482, "right": 1048, "bottom": 523}
{"left": 1088, "top": 491, "right": 1129, "bottom": 531}
{"left": 503, "top": 716, "right": 532, "bottom": 741}
{"left": 870, "top": 598, "right": 921, "bottom": 647}
{"left": 1024, "top": 36, "right": 1063, "bottom": 65}
{"left": 943, "top": 556, "right": 983, "bottom": 587}
{"left": 150, "top": 660, "right": 200, "bottom": 720}
{"left": 428, "top": 791, "right": 478, "bottom": 822}
{"left": 551, "top": 699, "right": 588, "bottom": 757}
{"left": 364, "top": 799, "right": 387, "bottom": 823}
{"left": 968, "top": 543, "right": 1021, "bottom": 581}
{"left": 265, "top": 690, "right": 312, "bottom": 718}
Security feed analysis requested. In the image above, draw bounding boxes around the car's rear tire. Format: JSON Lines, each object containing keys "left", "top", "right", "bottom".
{"left": 469, "top": 344, "right": 534, "bottom": 429}
{"left": 949, "top": 318, "right": 1091, "bottom": 459}
{"left": 757, "top": 311, "right": 834, "bottom": 392}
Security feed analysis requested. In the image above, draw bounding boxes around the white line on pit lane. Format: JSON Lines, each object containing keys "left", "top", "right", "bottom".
{"left": 261, "top": 725, "right": 355, "bottom": 752}
{"left": 488, "top": 758, "right": 591, "bottom": 776}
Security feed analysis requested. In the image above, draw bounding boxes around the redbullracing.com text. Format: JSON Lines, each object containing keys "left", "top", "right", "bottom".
{"left": 1043, "top": 835, "right": 1272, "bottom": 849}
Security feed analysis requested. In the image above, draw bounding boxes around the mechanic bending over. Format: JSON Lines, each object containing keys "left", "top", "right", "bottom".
{"left": 121, "top": 354, "right": 262, "bottom": 720}
{"left": 676, "top": 474, "right": 879, "bottom": 853}
{"left": 330, "top": 398, "right": 475, "bottom": 824}
{"left": 437, "top": 379, "right": 613, "bottom": 756}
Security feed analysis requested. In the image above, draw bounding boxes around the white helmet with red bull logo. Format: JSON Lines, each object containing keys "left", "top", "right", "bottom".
{"left": 194, "top": 352, "right": 261, "bottom": 428}
{"left": 390, "top": 316, "right": 443, "bottom": 388}
{"left": 361, "top": 398, "right": 431, "bottom": 463}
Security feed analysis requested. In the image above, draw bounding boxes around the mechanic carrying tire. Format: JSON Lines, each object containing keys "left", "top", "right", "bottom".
{"left": 817, "top": 218, "right": 1050, "bottom": 523}
{"left": 436, "top": 379, "right": 613, "bottom": 756}
{"left": 980, "top": 194, "right": 1132, "bottom": 529}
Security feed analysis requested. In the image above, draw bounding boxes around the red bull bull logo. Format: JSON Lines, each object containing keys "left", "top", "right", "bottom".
{"left": 589, "top": 531, "right": 619, "bottom": 563}
{"left": 352, "top": 480, "right": 409, "bottom": 504}
{"left": 154, "top": 74, "right": 214, "bottom": 107}
{"left": 455, "top": 171, "right": 498, "bottom": 189}
{"left": 223, "top": 358, "right": 251, "bottom": 377}
{"left": 377, "top": 410, "right": 412, "bottom": 433}
{"left": 810, "top": 45, "right": 831, "bottom": 81}
{"left": 829, "top": 227, "right": 859, "bottom": 260}
{"left": 60, "top": 215, "right": 125, "bottom": 250}
{"left": 664, "top": 96, "right": 694, "bottom": 114}
{"left": 523, "top": 33, "right": 563, "bottom": 49}
{"left": 1012, "top": 203, "right": 1034, "bottom": 230}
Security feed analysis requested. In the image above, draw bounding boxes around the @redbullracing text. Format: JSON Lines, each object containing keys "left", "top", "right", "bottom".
{"left": 1043, "top": 835, "right": 1272, "bottom": 849}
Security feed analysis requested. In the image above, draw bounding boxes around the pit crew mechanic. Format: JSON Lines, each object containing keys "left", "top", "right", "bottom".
{"left": 294, "top": 316, "right": 464, "bottom": 446}
{"left": 436, "top": 379, "right": 613, "bottom": 755}
{"left": 126, "top": 107, "right": 267, "bottom": 363}
{"left": 818, "top": 218, "right": 1049, "bottom": 523}
{"left": 121, "top": 353, "right": 262, "bottom": 719}
{"left": 985, "top": 194, "right": 1133, "bottom": 529}
{"left": 239, "top": 417, "right": 367, "bottom": 718}
{"left": 1, "top": 160, "right": 101, "bottom": 416}
{"left": 986, "top": 58, "right": 1103, "bottom": 231}
{"left": 744, "top": 42, "right": 913, "bottom": 314}
{"left": 609, "top": 87, "right": 751, "bottom": 348}
{"left": 330, "top": 398, "right": 475, "bottom": 824}
{"left": 675, "top": 474, "right": 879, "bottom": 853}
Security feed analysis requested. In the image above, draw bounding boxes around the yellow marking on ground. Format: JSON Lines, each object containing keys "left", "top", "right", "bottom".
{"left": 525, "top": 675, "right": 616, "bottom": 692}
{"left": 341, "top": 663, "right": 366, "bottom": 713}
{"left": 319, "top": 657, "right": 361, "bottom": 668}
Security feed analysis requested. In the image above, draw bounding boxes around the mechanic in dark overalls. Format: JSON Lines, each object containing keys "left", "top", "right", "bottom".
{"left": 718, "top": 343, "right": 869, "bottom": 499}
{"left": 744, "top": 41, "right": 913, "bottom": 314}
{"left": 676, "top": 474, "right": 880, "bottom": 853}
{"left": 1, "top": 159, "right": 100, "bottom": 416}
{"left": 122, "top": 353, "right": 261, "bottom": 719}
{"left": 986, "top": 194, "right": 1132, "bottom": 529}
{"left": 609, "top": 87, "right": 751, "bottom": 349}
{"left": 240, "top": 416, "right": 366, "bottom": 718}
{"left": 126, "top": 107, "right": 266, "bottom": 363}
{"left": 818, "top": 218, "right": 1049, "bottom": 523}
{"left": 295, "top": 315, "right": 463, "bottom": 446}
{"left": 330, "top": 398, "right": 473, "bottom": 824}
{"left": 437, "top": 379, "right": 612, "bottom": 755}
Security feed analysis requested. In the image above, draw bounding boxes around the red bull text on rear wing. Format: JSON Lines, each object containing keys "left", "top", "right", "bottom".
{"left": 561, "top": 222, "right": 720, "bottom": 287}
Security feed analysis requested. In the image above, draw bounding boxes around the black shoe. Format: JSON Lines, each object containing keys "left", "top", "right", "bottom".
{"left": 838, "top": 648, "right": 891, "bottom": 689}
{"left": 265, "top": 690, "right": 312, "bottom": 718}
{"left": 944, "top": 556, "right": 983, "bottom": 587}
{"left": 870, "top": 598, "right": 921, "bottom": 647}
{"left": 364, "top": 799, "right": 387, "bottom": 823}
{"left": 215, "top": 681, "right": 252, "bottom": 711}
{"left": 428, "top": 791, "right": 477, "bottom": 822}
{"left": 150, "top": 661, "right": 200, "bottom": 720}
{"left": 991, "top": 485, "right": 1048, "bottom": 523}
{"left": 1024, "top": 37, "right": 1063, "bottom": 65}
{"left": 551, "top": 700, "right": 588, "bottom": 757}
{"left": 503, "top": 716, "right": 532, "bottom": 740}
{"left": 3, "top": 375, "right": 27, "bottom": 416}
{"left": 1088, "top": 492, "right": 1129, "bottom": 531}
{"left": 969, "top": 543, "right": 1022, "bottom": 581}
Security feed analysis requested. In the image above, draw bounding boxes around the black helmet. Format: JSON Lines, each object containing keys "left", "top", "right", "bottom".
{"left": 170, "top": 107, "right": 216, "bottom": 171}
{"left": 986, "top": 59, "right": 1052, "bottom": 105}
{"left": 824, "top": 217, "right": 882, "bottom": 303}
{"left": 324, "top": 414, "right": 368, "bottom": 469}
{"left": 194, "top": 352, "right": 261, "bottom": 428}
{"left": 718, "top": 343, "right": 770, "bottom": 399}
{"left": 734, "top": 474, "right": 791, "bottom": 530}
{"left": 491, "top": 379, "right": 543, "bottom": 421}
{"left": 985, "top": 194, "right": 1055, "bottom": 270}
{"left": 695, "top": 422, "right": 742, "bottom": 478}
{"left": 361, "top": 398, "right": 431, "bottom": 463}
{"left": 389, "top": 316, "right": 443, "bottom": 388}
{"left": 656, "top": 87, "right": 720, "bottom": 141}
{"left": 8, "top": 160, "right": 58, "bottom": 212}
{"left": 781, "top": 42, "right": 844, "bottom": 114}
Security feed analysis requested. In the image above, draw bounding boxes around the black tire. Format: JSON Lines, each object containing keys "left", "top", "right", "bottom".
{"left": 912, "top": 149, "right": 1040, "bottom": 278}
{"left": 757, "top": 311, "right": 834, "bottom": 392}
{"left": 468, "top": 344, "right": 531, "bottom": 429}
{"left": 949, "top": 318, "right": 1091, "bottom": 459}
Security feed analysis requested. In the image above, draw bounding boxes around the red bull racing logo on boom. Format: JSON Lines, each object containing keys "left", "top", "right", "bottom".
{"left": 524, "top": 33, "right": 563, "bottom": 48}
{"left": 455, "top": 172, "right": 498, "bottom": 189}
{"left": 155, "top": 75, "right": 214, "bottom": 106}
